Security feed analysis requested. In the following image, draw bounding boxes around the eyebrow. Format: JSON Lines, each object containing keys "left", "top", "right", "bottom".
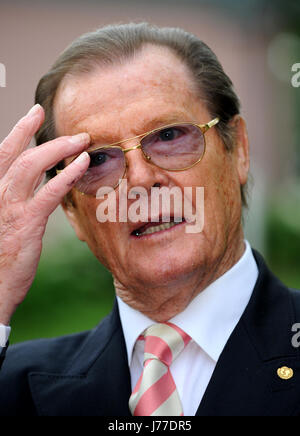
{"left": 141, "top": 112, "right": 191, "bottom": 131}
{"left": 89, "top": 111, "right": 191, "bottom": 147}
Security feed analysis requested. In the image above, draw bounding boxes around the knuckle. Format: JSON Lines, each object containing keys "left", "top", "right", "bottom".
{"left": 62, "top": 164, "right": 75, "bottom": 179}
{"left": 0, "top": 182, "right": 9, "bottom": 202}
{"left": 0, "top": 147, "right": 11, "bottom": 165}
{"left": 17, "top": 149, "right": 34, "bottom": 170}
{"left": 0, "top": 204, "right": 27, "bottom": 232}
{"left": 13, "top": 117, "right": 29, "bottom": 135}
{"left": 42, "top": 179, "right": 61, "bottom": 198}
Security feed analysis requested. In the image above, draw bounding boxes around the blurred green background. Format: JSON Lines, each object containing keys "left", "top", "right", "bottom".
{"left": 10, "top": 234, "right": 116, "bottom": 344}
{"left": 1, "top": 0, "right": 299, "bottom": 344}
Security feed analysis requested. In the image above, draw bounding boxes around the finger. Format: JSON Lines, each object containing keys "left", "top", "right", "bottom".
{"left": 3, "top": 132, "right": 91, "bottom": 201}
{"left": 34, "top": 172, "right": 46, "bottom": 193}
{"left": 29, "top": 152, "right": 90, "bottom": 218}
{"left": 0, "top": 105, "right": 44, "bottom": 179}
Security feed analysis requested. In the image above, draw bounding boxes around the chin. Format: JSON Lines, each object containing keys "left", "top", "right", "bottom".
{"left": 130, "top": 252, "right": 202, "bottom": 289}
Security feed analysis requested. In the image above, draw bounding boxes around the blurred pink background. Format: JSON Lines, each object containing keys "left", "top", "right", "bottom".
{"left": 0, "top": 0, "right": 299, "bottom": 253}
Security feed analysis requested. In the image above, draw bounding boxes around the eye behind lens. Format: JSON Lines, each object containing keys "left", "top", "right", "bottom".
{"left": 159, "top": 127, "right": 183, "bottom": 142}
{"left": 76, "top": 147, "right": 126, "bottom": 195}
{"left": 89, "top": 151, "right": 108, "bottom": 168}
{"left": 141, "top": 124, "right": 205, "bottom": 170}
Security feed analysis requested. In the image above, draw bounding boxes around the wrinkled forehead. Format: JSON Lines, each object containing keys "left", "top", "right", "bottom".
{"left": 53, "top": 45, "right": 204, "bottom": 138}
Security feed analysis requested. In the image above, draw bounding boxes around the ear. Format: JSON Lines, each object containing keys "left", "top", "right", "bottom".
{"left": 61, "top": 196, "right": 86, "bottom": 242}
{"left": 231, "top": 115, "right": 250, "bottom": 186}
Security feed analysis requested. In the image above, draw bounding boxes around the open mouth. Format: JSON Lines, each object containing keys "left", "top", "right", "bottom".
{"left": 131, "top": 218, "right": 186, "bottom": 238}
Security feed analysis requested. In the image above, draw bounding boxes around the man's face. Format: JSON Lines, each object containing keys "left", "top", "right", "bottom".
{"left": 54, "top": 45, "right": 248, "bottom": 317}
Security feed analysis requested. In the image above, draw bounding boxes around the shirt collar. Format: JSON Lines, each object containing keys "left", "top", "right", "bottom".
{"left": 117, "top": 240, "right": 258, "bottom": 365}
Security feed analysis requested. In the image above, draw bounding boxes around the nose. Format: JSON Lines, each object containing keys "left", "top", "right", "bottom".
{"left": 124, "top": 142, "right": 168, "bottom": 191}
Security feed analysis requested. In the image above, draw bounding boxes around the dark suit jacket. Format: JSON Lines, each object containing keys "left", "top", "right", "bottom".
{"left": 1, "top": 250, "right": 300, "bottom": 416}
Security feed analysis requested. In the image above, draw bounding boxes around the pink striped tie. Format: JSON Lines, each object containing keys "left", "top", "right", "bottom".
{"left": 129, "top": 322, "right": 191, "bottom": 416}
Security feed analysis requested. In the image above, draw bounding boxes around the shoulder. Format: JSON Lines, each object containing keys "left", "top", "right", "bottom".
{"left": 0, "top": 330, "right": 89, "bottom": 415}
{"left": 0, "top": 310, "right": 115, "bottom": 416}
{"left": 250, "top": 250, "right": 300, "bottom": 353}
{"left": 252, "top": 249, "right": 300, "bottom": 303}
{"left": 289, "top": 287, "right": 300, "bottom": 318}
{"left": 1, "top": 305, "right": 116, "bottom": 377}
{"left": 3, "top": 330, "right": 91, "bottom": 374}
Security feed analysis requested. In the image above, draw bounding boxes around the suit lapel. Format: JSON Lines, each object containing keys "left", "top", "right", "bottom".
{"left": 196, "top": 251, "right": 300, "bottom": 416}
{"left": 29, "top": 251, "right": 300, "bottom": 416}
{"left": 29, "top": 302, "right": 132, "bottom": 416}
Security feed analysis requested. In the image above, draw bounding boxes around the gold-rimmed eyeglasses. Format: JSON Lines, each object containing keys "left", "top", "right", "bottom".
{"left": 60, "top": 117, "right": 219, "bottom": 196}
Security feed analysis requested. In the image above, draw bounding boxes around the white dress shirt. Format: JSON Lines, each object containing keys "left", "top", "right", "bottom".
{"left": 0, "top": 241, "right": 258, "bottom": 416}
{"left": 117, "top": 240, "right": 259, "bottom": 416}
{"left": 0, "top": 324, "right": 11, "bottom": 348}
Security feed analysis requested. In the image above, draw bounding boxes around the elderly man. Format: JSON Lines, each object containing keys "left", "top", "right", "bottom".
{"left": 0, "top": 23, "right": 299, "bottom": 417}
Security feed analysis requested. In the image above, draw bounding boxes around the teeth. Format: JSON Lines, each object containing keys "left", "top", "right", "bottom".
{"left": 139, "top": 221, "right": 178, "bottom": 236}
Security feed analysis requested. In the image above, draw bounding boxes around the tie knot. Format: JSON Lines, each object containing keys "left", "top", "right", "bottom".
{"left": 142, "top": 322, "right": 191, "bottom": 367}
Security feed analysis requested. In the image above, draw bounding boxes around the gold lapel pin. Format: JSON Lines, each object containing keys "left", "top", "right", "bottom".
{"left": 277, "top": 366, "right": 294, "bottom": 380}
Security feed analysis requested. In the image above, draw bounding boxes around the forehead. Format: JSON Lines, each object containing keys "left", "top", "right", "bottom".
{"left": 54, "top": 45, "right": 204, "bottom": 139}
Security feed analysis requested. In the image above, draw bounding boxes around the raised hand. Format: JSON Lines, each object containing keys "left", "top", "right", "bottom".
{"left": 0, "top": 104, "right": 90, "bottom": 325}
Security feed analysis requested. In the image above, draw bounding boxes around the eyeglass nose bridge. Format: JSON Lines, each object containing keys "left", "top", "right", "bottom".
{"left": 123, "top": 143, "right": 142, "bottom": 153}
{"left": 123, "top": 142, "right": 152, "bottom": 166}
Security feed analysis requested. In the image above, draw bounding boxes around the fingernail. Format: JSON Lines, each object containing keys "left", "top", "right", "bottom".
{"left": 74, "top": 151, "right": 89, "bottom": 164}
{"left": 69, "top": 133, "right": 90, "bottom": 145}
{"left": 27, "top": 104, "right": 41, "bottom": 118}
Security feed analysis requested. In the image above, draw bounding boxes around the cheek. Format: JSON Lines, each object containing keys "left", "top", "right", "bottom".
{"left": 183, "top": 150, "right": 241, "bottom": 228}
{"left": 73, "top": 194, "right": 128, "bottom": 269}
{"left": 208, "top": 154, "right": 242, "bottom": 228}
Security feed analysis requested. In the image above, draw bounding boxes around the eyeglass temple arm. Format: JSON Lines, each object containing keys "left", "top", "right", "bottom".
{"left": 200, "top": 117, "right": 220, "bottom": 133}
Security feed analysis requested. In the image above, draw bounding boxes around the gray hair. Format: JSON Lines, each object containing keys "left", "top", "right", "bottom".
{"left": 35, "top": 22, "right": 248, "bottom": 207}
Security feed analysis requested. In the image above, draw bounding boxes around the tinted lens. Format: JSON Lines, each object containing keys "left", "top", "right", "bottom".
{"left": 141, "top": 124, "right": 205, "bottom": 170}
{"left": 75, "top": 147, "right": 125, "bottom": 195}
